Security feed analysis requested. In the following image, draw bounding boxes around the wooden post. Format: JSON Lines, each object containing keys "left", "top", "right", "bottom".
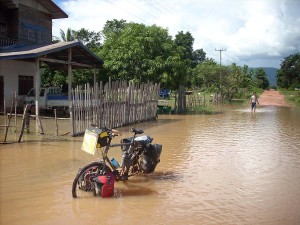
{"left": 35, "top": 58, "right": 40, "bottom": 133}
{"left": 14, "top": 91, "right": 17, "bottom": 132}
{"left": 4, "top": 99, "right": 7, "bottom": 124}
{"left": 18, "top": 104, "right": 28, "bottom": 143}
{"left": 24, "top": 105, "right": 31, "bottom": 133}
{"left": 36, "top": 116, "right": 44, "bottom": 134}
{"left": 3, "top": 96, "right": 15, "bottom": 143}
{"left": 68, "top": 47, "right": 72, "bottom": 134}
{"left": 93, "top": 68, "right": 96, "bottom": 89}
{"left": 54, "top": 109, "right": 58, "bottom": 136}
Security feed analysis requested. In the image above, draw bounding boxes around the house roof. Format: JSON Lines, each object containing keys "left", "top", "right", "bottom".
{"left": 0, "top": 0, "right": 68, "bottom": 19}
{"left": 38, "top": 0, "right": 68, "bottom": 19}
{"left": 0, "top": 41, "right": 104, "bottom": 69}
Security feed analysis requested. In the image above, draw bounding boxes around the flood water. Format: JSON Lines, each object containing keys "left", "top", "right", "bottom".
{"left": 1, "top": 105, "right": 300, "bottom": 225}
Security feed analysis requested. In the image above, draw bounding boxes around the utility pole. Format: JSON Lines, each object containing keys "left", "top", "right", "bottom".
{"left": 215, "top": 48, "right": 226, "bottom": 65}
{"left": 215, "top": 49, "right": 226, "bottom": 99}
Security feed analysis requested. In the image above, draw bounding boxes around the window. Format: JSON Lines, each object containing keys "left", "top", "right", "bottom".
{"left": 22, "top": 22, "right": 48, "bottom": 44}
{"left": 40, "top": 88, "right": 45, "bottom": 96}
{"left": 18, "top": 75, "right": 33, "bottom": 95}
{"left": 0, "top": 21, "right": 6, "bottom": 37}
{"left": 37, "top": 31, "right": 45, "bottom": 44}
{"left": 28, "top": 29, "right": 37, "bottom": 43}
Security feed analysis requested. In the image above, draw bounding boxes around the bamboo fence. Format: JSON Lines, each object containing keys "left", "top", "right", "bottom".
{"left": 70, "top": 80, "right": 160, "bottom": 136}
{"left": 185, "top": 91, "right": 222, "bottom": 109}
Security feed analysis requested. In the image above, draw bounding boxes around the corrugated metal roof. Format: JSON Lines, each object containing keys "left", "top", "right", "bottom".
{"left": 0, "top": 41, "right": 104, "bottom": 68}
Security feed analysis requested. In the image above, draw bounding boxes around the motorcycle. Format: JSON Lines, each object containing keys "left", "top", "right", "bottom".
{"left": 72, "top": 125, "right": 162, "bottom": 198}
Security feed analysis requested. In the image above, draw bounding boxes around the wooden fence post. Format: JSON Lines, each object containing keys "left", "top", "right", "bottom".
{"left": 18, "top": 104, "right": 28, "bottom": 143}
{"left": 3, "top": 96, "right": 15, "bottom": 143}
{"left": 54, "top": 109, "right": 58, "bottom": 136}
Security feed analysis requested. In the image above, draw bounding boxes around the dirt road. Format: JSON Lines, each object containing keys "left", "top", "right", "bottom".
{"left": 258, "top": 90, "right": 289, "bottom": 107}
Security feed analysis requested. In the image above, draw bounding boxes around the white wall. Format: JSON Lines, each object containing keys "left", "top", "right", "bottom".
{"left": 0, "top": 60, "right": 36, "bottom": 108}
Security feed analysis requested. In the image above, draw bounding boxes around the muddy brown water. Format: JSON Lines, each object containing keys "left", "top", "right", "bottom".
{"left": 1, "top": 104, "right": 300, "bottom": 225}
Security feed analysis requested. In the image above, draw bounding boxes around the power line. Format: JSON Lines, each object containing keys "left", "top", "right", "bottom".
{"left": 52, "top": 0, "right": 148, "bottom": 38}
{"left": 126, "top": 0, "right": 158, "bottom": 20}
{"left": 103, "top": 0, "right": 147, "bottom": 23}
{"left": 52, "top": 0, "right": 196, "bottom": 39}
{"left": 144, "top": 0, "right": 195, "bottom": 32}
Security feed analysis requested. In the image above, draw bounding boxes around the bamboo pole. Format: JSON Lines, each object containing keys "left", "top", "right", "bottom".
{"left": 3, "top": 96, "right": 15, "bottom": 143}
{"left": 4, "top": 99, "right": 7, "bottom": 124}
{"left": 36, "top": 116, "right": 44, "bottom": 134}
{"left": 18, "top": 104, "right": 28, "bottom": 143}
{"left": 54, "top": 109, "right": 58, "bottom": 136}
{"left": 14, "top": 91, "right": 17, "bottom": 132}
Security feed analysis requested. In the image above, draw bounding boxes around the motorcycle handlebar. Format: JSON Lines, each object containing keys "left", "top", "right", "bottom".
{"left": 90, "top": 124, "right": 144, "bottom": 137}
{"left": 131, "top": 128, "right": 144, "bottom": 134}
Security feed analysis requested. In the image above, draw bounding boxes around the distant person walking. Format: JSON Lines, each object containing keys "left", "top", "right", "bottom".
{"left": 250, "top": 92, "right": 259, "bottom": 112}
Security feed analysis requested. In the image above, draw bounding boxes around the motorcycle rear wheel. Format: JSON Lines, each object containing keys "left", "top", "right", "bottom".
{"left": 72, "top": 162, "right": 111, "bottom": 198}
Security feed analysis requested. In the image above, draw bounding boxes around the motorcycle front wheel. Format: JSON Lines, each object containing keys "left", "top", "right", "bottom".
{"left": 72, "top": 162, "right": 111, "bottom": 198}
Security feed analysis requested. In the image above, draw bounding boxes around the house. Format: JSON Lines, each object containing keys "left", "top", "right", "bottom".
{"left": 0, "top": 0, "right": 103, "bottom": 114}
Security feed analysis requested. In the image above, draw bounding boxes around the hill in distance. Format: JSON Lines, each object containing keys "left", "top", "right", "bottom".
{"left": 249, "top": 67, "right": 278, "bottom": 87}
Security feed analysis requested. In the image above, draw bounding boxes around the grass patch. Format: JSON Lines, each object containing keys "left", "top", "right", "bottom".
{"left": 279, "top": 88, "right": 300, "bottom": 108}
{"left": 228, "top": 99, "right": 247, "bottom": 104}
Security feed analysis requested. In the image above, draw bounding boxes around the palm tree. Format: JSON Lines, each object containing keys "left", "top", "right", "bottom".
{"left": 52, "top": 28, "right": 76, "bottom": 43}
{"left": 60, "top": 28, "right": 75, "bottom": 42}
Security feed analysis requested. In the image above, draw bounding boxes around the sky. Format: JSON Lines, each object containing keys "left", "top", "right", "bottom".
{"left": 52, "top": 0, "right": 300, "bottom": 69}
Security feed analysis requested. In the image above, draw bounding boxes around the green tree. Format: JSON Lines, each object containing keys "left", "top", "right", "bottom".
{"left": 223, "top": 64, "right": 253, "bottom": 99}
{"left": 255, "top": 68, "right": 269, "bottom": 89}
{"left": 174, "top": 31, "right": 194, "bottom": 61}
{"left": 73, "top": 28, "right": 102, "bottom": 52}
{"left": 99, "top": 21, "right": 187, "bottom": 89}
{"left": 102, "top": 19, "right": 127, "bottom": 41}
{"left": 174, "top": 31, "right": 195, "bottom": 87}
{"left": 192, "top": 61, "right": 255, "bottom": 100}
{"left": 40, "top": 64, "right": 67, "bottom": 87}
{"left": 192, "top": 59, "right": 219, "bottom": 92}
{"left": 59, "top": 28, "right": 75, "bottom": 42}
{"left": 192, "top": 49, "right": 206, "bottom": 68}
{"left": 277, "top": 52, "right": 300, "bottom": 88}
{"left": 173, "top": 31, "right": 208, "bottom": 88}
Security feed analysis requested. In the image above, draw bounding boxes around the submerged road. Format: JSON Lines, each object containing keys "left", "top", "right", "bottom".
{"left": 258, "top": 90, "right": 289, "bottom": 107}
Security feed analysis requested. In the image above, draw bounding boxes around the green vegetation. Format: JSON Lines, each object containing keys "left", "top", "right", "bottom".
{"left": 47, "top": 20, "right": 299, "bottom": 111}
{"left": 276, "top": 52, "right": 300, "bottom": 108}
{"left": 254, "top": 68, "right": 269, "bottom": 90}
{"left": 277, "top": 53, "right": 300, "bottom": 89}
{"left": 279, "top": 88, "right": 300, "bottom": 107}
{"left": 48, "top": 21, "right": 267, "bottom": 95}
{"left": 186, "top": 105, "right": 217, "bottom": 115}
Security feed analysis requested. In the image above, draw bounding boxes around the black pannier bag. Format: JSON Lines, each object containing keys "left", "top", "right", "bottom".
{"left": 120, "top": 138, "right": 132, "bottom": 167}
{"left": 120, "top": 135, "right": 153, "bottom": 168}
{"left": 140, "top": 144, "right": 162, "bottom": 173}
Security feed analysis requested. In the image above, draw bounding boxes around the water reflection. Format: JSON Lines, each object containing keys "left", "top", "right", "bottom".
{"left": 1, "top": 105, "right": 300, "bottom": 225}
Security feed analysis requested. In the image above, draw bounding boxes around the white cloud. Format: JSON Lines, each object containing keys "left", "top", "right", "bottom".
{"left": 52, "top": 0, "right": 300, "bottom": 68}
